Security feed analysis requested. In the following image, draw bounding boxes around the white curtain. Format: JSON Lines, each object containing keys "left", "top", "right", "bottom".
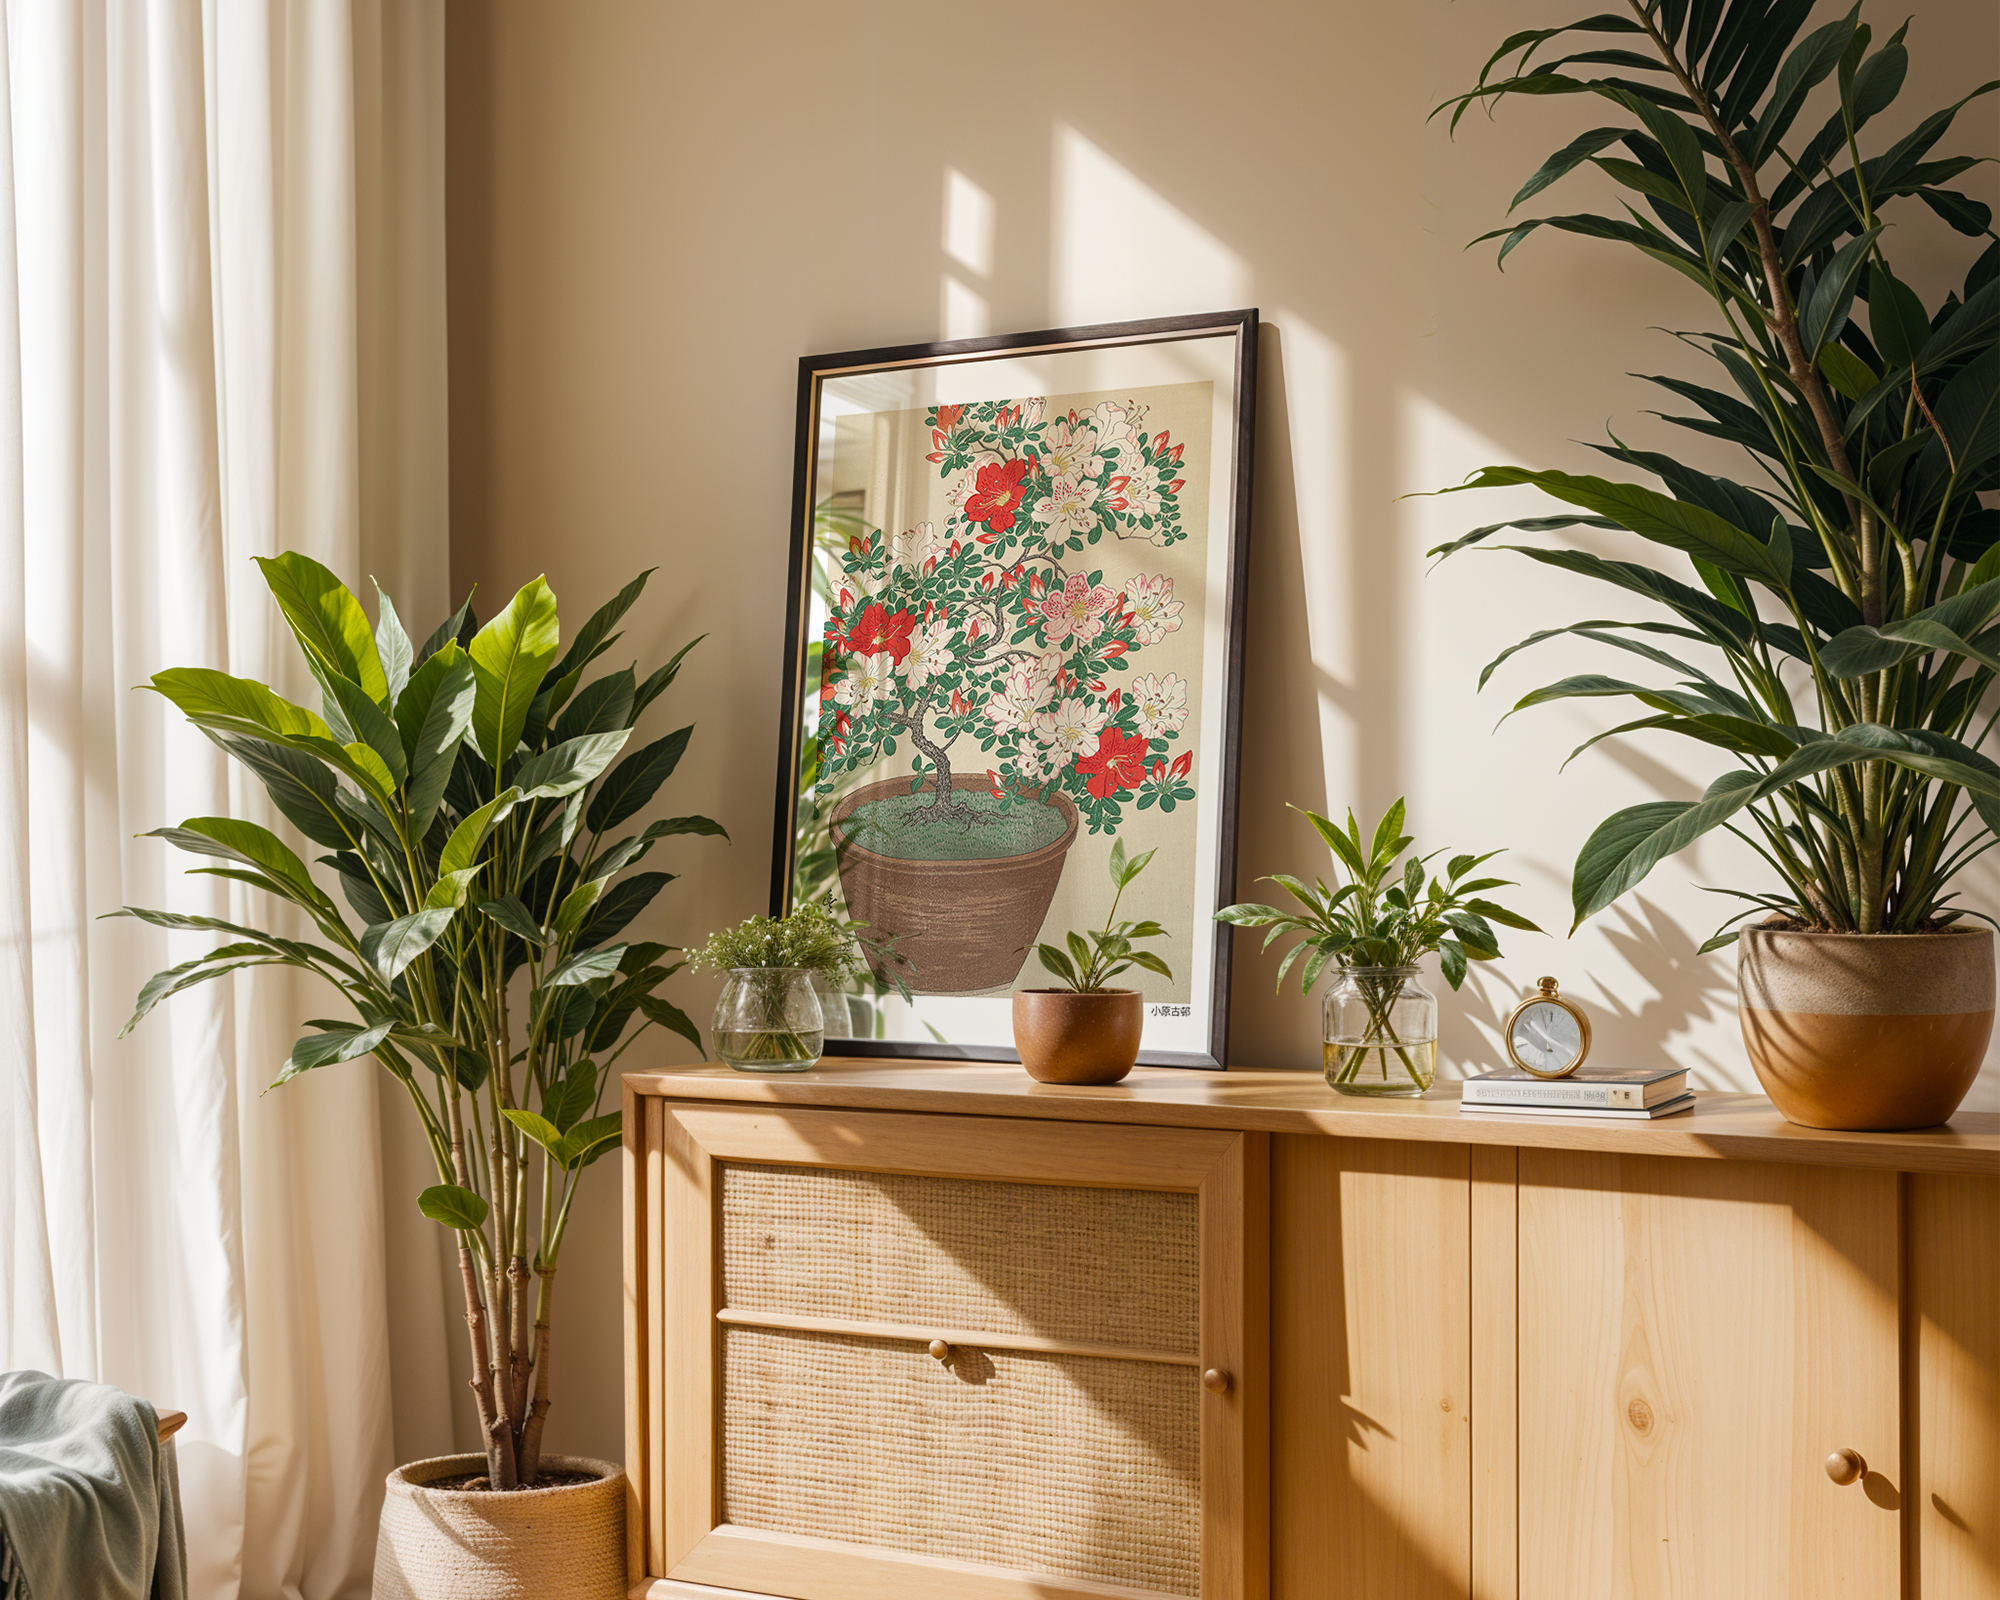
{"left": 0, "top": 3, "right": 450, "bottom": 1596}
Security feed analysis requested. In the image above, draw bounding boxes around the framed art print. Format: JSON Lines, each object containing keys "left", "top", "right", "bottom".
{"left": 770, "top": 309, "right": 1257, "bottom": 1069}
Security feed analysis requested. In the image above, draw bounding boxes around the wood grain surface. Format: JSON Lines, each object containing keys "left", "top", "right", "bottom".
{"left": 623, "top": 1059, "right": 1999, "bottom": 1176}
{"left": 1516, "top": 1152, "right": 1901, "bottom": 1599}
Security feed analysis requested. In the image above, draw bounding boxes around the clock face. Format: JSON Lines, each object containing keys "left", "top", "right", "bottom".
{"left": 1510, "top": 1000, "right": 1582, "bottom": 1075}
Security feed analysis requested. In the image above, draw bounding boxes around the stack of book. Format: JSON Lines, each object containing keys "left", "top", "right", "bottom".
{"left": 1458, "top": 1065, "right": 1694, "bottom": 1119}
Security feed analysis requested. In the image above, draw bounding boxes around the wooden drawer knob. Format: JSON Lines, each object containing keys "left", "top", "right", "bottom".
{"left": 1202, "top": 1368, "right": 1231, "bottom": 1394}
{"left": 1825, "top": 1448, "right": 1866, "bottom": 1486}
{"left": 927, "top": 1339, "right": 952, "bottom": 1364}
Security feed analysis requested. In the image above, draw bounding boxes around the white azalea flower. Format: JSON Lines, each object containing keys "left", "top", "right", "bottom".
{"left": 1031, "top": 474, "right": 1101, "bottom": 543}
{"left": 833, "top": 652, "right": 896, "bottom": 715}
{"left": 1121, "top": 573, "right": 1184, "bottom": 644}
{"left": 891, "top": 521, "right": 938, "bottom": 571}
{"left": 1041, "top": 417, "right": 1105, "bottom": 483}
{"left": 984, "top": 663, "right": 1053, "bottom": 733}
{"left": 1112, "top": 469, "right": 1163, "bottom": 521}
{"left": 1128, "top": 673, "right": 1189, "bottom": 740}
{"left": 900, "top": 619, "right": 956, "bottom": 689}
{"left": 1033, "top": 696, "right": 1109, "bottom": 759}
{"left": 1010, "top": 740, "right": 1057, "bottom": 781}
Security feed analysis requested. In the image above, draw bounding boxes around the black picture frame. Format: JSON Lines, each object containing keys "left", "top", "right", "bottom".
{"left": 770, "top": 309, "right": 1258, "bottom": 1069}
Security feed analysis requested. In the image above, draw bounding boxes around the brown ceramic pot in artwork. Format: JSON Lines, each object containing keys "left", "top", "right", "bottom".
{"left": 1738, "top": 924, "right": 1994, "bottom": 1131}
{"left": 1012, "top": 988, "right": 1144, "bottom": 1085}
{"left": 831, "top": 775, "right": 1079, "bottom": 994}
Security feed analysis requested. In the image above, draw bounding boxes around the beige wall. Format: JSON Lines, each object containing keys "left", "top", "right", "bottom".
{"left": 437, "top": 0, "right": 2000, "bottom": 1465}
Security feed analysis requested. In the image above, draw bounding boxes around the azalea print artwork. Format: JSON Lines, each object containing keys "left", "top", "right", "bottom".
{"left": 774, "top": 314, "right": 1256, "bottom": 1068}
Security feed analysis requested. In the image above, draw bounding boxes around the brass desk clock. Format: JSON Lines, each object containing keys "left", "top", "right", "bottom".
{"left": 1503, "top": 977, "right": 1593, "bottom": 1079}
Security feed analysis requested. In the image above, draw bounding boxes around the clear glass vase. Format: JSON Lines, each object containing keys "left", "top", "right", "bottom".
{"left": 713, "top": 968, "right": 825, "bottom": 1073}
{"left": 1322, "top": 965, "right": 1438, "bottom": 1097}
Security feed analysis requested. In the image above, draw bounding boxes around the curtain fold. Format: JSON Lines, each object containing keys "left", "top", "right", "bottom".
{"left": 0, "top": 3, "right": 449, "bottom": 1596}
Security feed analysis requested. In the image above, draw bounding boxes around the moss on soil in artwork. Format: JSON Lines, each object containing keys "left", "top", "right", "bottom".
{"left": 838, "top": 789, "right": 1068, "bottom": 863}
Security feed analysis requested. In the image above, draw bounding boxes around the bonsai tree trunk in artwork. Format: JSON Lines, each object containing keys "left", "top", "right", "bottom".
{"left": 816, "top": 397, "right": 1199, "bottom": 993}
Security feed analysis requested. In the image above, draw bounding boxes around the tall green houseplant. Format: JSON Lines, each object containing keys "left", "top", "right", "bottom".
{"left": 116, "top": 556, "right": 723, "bottom": 1488}
{"left": 1436, "top": 1, "right": 1998, "bottom": 944}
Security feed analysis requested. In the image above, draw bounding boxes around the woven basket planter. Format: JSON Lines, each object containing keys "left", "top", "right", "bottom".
{"left": 373, "top": 1454, "right": 625, "bottom": 1600}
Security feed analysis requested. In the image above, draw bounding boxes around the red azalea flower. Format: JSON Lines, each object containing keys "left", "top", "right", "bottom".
{"left": 1076, "top": 727, "right": 1149, "bottom": 799}
{"left": 936, "top": 404, "right": 965, "bottom": 429}
{"left": 964, "top": 458, "right": 1032, "bottom": 533}
{"left": 1170, "top": 751, "right": 1193, "bottom": 780}
{"left": 845, "top": 602, "right": 916, "bottom": 662}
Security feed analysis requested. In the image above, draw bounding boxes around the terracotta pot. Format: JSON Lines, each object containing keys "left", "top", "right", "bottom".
{"left": 373, "top": 1453, "right": 625, "bottom": 1600}
{"left": 1012, "top": 988, "right": 1144, "bottom": 1084}
{"left": 1738, "top": 924, "right": 1993, "bottom": 1131}
{"left": 831, "top": 775, "right": 1079, "bottom": 994}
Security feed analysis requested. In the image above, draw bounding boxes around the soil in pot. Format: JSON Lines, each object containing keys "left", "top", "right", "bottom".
{"left": 1739, "top": 923, "right": 1994, "bottom": 1131}
{"left": 832, "top": 775, "right": 1079, "bottom": 994}
{"left": 1013, "top": 988, "right": 1144, "bottom": 1084}
{"left": 373, "top": 1453, "right": 626, "bottom": 1600}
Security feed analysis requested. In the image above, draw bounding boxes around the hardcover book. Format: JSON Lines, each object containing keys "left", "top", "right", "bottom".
{"left": 1459, "top": 1091, "right": 1696, "bottom": 1121}
{"left": 1460, "top": 1065, "right": 1689, "bottom": 1109}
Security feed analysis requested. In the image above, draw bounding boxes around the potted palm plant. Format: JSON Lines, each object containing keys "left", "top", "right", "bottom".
{"left": 115, "top": 555, "right": 723, "bottom": 1596}
{"left": 1434, "top": 1, "right": 1999, "bottom": 1129}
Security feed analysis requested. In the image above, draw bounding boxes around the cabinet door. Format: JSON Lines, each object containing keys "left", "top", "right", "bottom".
{"left": 625, "top": 1100, "right": 1268, "bottom": 1600}
{"left": 1516, "top": 1152, "right": 1901, "bottom": 1600}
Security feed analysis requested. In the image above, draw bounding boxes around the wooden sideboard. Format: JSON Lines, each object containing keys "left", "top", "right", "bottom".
{"left": 623, "top": 1060, "right": 1999, "bottom": 1600}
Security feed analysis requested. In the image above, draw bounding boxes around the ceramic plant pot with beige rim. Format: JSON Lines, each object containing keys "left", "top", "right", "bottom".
{"left": 373, "top": 1454, "right": 626, "bottom": 1600}
{"left": 1012, "top": 988, "right": 1144, "bottom": 1085}
{"left": 1738, "top": 923, "right": 1994, "bottom": 1131}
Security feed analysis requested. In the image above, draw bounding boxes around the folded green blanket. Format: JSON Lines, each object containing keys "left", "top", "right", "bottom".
{"left": 0, "top": 1373, "right": 186, "bottom": 1600}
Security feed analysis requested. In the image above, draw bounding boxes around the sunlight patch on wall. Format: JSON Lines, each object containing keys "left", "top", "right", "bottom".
{"left": 1051, "top": 125, "right": 1248, "bottom": 326}
{"left": 1270, "top": 309, "right": 1358, "bottom": 805}
{"left": 941, "top": 169, "right": 994, "bottom": 339}
{"left": 942, "top": 276, "right": 989, "bottom": 340}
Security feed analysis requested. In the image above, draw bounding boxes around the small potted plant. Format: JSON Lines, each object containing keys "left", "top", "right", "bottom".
{"left": 1218, "top": 800, "right": 1540, "bottom": 1095}
{"left": 1012, "top": 840, "right": 1171, "bottom": 1085}
{"left": 693, "top": 902, "right": 861, "bottom": 1072}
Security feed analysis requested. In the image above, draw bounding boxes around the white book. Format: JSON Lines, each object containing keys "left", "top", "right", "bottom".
{"left": 1459, "top": 1091, "right": 1697, "bottom": 1121}
{"left": 1460, "top": 1066, "right": 1688, "bottom": 1109}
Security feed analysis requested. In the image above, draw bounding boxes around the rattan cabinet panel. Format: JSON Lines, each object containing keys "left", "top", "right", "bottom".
{"left": 722, "top": 1325, "right": 1201, "bottom": 1595}
{"left": 629, "top": 1101, "right": 1267, "bottom": 1600}
{"left": 721, "top": 1161, "right": 1200, "bottom": 1354}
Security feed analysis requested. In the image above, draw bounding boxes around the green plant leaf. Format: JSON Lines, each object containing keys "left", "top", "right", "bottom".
{"left": 438, "top": 787, "right": 523, "bottom": 877}
{"left": 313, "top": 664, "right": 408, "bottom": 785}
{"left": 254, "top": 551, "right": 390, "bottom": 706}
{"left": 417, "top": 1183, "right": 489, "bottom": 1231}
{"left": 1442, "top": 467, "right": 1786, "bottom": 587}
{"left": 1800, "top": 225, "right": 1886, "bottom": 355}
{"left": 121, "top": 950, "right": 280, "bottom": 1035}
{"left": 553, "top": 876, "right": 609, "bottom": 937}
{"left": 631, "top": 636, "right": 704, "bottom": 719}
{"left": 361, "top": 908, "right": 455, "bottom": 981}
{"left": 210, "top": 734, "right": 352, "bottom": 849}
{"left": 585, "top": 727, "right": 692, "bottom": 833}
{"left": 424, "top": 868, "right": 481, "bottom": 911}
{"left": 501, "top": 1108, "right": 566, "bottom": 1158}
{"left": 577, "top": 871, "right": 673, "bottom": 947}
{"left": 556, "top": 1111, "right": 623, "bottom": 1168}
{"left": 1035, "top": 943, "right": 1079, "bottom": 987}
{"left": 468, "top": 576, "right": 560, "bottom": 767}
{"left": 149, "top": 818, "right": 335, "bottom": 913}
{"left": 1866, "top": 263, "right": 1932, "bottom": 370}
{"left": 515, "top": 730, "right": 632, "bottom": 801}
{"left": 477, "top": 894, "right": 545, "bottom": 947}
{"left": 545, "top": 946, "right": 626, "bottom": 988}
{"left": 273, "top": 1019, "right": 395, "bottom": 1088}
{"left": 149, "top": 667, "right": 334, "bottom": 742}
{"left": 395, "top": 643, "right": 478, "bottom": 837}
{"left": 373, "top": 584, "right": 414, "bottom": 704}
{"left": 548, "top": 1061, "right": 599, "bottom": 1133}
{"left": 637, "top": 993, "right": 704, "bottom": 1057}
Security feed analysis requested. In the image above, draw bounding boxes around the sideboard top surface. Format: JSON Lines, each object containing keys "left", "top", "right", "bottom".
{"left": 623, "top": 1058, "right": 1999, "bottom": 1176}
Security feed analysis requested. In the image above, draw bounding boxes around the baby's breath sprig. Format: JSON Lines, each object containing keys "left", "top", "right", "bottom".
{"left": 692, "top": 900, "right": 861, "bottom": 984}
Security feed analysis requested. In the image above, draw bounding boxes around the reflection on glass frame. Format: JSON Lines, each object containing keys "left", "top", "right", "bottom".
{"left": 769, "top": 311, "right": 1258, "bottom": 1069}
